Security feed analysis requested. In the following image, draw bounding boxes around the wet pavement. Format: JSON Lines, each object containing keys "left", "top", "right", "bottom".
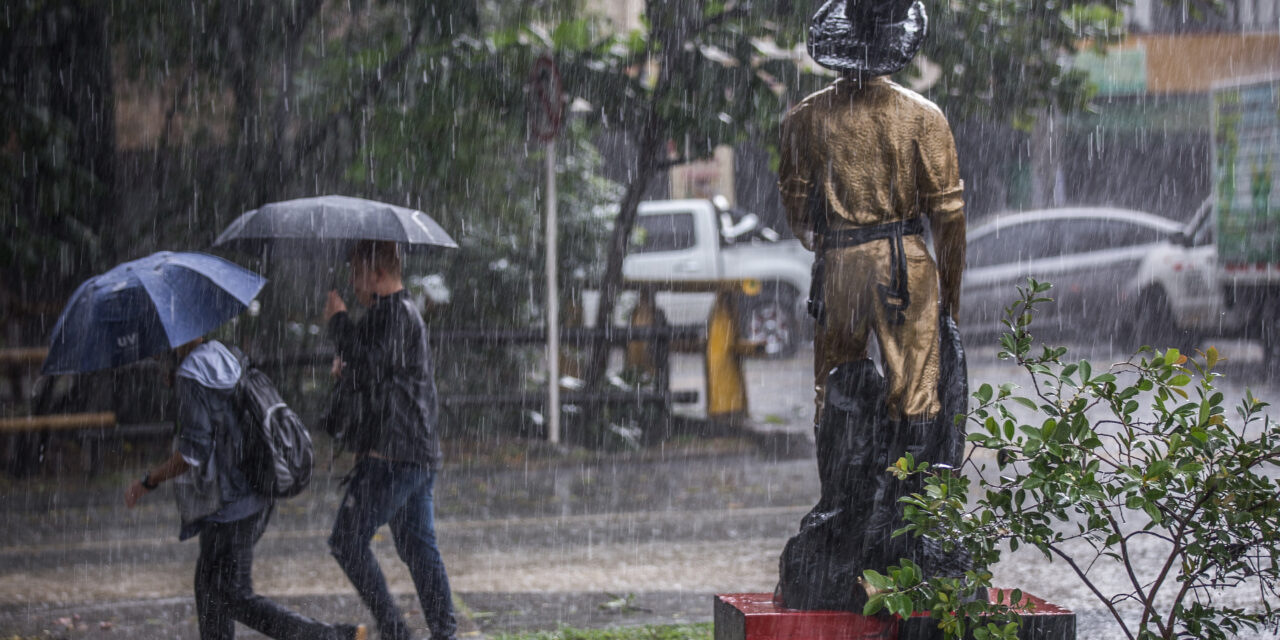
{"left": 0, "top": 443, "right": 816, "bottom": 638}
{"left": 2, "top": 339, "right": 1278, "bottom": 638}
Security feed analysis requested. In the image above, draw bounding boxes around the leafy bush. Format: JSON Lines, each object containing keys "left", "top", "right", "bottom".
{"left": 865, "top": 279, "right": 1280, "bottom": 640}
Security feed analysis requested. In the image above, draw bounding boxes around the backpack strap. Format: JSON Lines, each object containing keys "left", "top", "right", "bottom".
{"left": 223, "top": 345, "right": 252, "bottom": 415}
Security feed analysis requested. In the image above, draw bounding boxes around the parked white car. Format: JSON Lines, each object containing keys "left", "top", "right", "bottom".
{"left": 962, "top": 203, "right": 1241, "bottom": 344}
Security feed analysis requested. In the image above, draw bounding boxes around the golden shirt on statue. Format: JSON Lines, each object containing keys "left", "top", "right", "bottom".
{"left": 778, "top": 76, "right": 965, "bottom": 314}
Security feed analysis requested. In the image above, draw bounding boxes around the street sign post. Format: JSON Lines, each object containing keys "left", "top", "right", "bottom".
{"left": 528, "top": 55, "right": 565, "bottom": 444}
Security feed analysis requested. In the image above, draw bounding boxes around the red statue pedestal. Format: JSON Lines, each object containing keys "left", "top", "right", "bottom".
{"left": 714, "top": 590, "right": 1075, "bottom": 640}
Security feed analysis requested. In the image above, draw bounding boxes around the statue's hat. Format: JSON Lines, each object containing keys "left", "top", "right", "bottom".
{"left": 807, "top": 0, "right": 927, "bottom": 76}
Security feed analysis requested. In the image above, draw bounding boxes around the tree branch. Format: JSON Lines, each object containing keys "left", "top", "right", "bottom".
{"left": 1139, "top": 479, "right": 1224, "bottom": 637}
{"left": 1107, "top": 513, "right": 1151, "bottom": 607}
{"left": 1047, "top": 542, "right": 1136, "bottom": 640}
{"left": 268, "top": 0, "right": 325, "bottom": 181}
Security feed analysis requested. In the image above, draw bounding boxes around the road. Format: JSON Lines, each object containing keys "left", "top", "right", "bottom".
{"left": 1, "top": 336, "right": 1277, "bottom": 638}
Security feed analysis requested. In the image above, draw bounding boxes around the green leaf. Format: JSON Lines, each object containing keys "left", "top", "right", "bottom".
{"left": 552, "top": 19, "right": 594, "bottom": 51}
{"left": 1146, "top": 460, "right": 1171, "bottom": 480}
{"left": 862, "top": 570, "right": 894, "bottom": 592}
{"left": 1012, "top": 396, "right": 1039, "bottom": 411}
{"left": 622, "top": 29, "right": 647, "bottom": 53}
{"left": 1178, "top": 461, "right": 1204, "bottom": 475}
{"left": 887, "top": 593, "right": 913, "bottom": 616}
{"left": 977, "top": 383, "right": 994, "bottom": 404}
{"left": 863, "top": 594, "right": 886, "bottom": 616}
{"left": 1206, "top": 346, "right": 1220, "bottom": 369}
{"left": 1143, "top": 501, "right": 1164, "bottom": 523}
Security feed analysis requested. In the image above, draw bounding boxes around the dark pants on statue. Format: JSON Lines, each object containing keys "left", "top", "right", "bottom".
{"left": 196, "top": 505, "right": 354, "bottom": 640}
{"left": 330, "top": 457, "right": 457, "bottom": 640}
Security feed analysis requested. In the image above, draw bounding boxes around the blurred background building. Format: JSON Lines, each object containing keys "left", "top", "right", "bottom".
{"left": 1040, "top": 0, "right": 1279, "bottom": 223}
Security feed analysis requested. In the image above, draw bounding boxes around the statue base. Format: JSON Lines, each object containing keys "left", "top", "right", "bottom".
{"left": 713, "top": 590, "right": 1075, "bottom": 640}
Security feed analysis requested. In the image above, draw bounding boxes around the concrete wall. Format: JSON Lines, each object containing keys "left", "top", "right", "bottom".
{"left": 1135, "top": 33, "right": 1280, "bottom": 93}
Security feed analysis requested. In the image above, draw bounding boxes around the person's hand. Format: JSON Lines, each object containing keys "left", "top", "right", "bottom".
{"left": 331, "top": 356, "right": 345, "bottom": 378}
{"left": 324, "top": 290, "right": 348, "bottom": 322}
{"left": 125, "top": 480, "right": 148, "bottom": 508}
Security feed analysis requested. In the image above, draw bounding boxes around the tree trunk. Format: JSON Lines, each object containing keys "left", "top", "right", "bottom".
{"left": 583, "top": 0, "right": 692, "bottom": 392}
{"left": 584, "top": 109, "right": 666, "bottom": 389}
{"left": 77, "top": 5, "right": 118, "bottom": 273}
{"left": 23, "top": 2, "right": 118, "bottom": 341}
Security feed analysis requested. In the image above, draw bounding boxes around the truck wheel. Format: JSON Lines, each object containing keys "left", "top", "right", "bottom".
{"left": 1261, "top": 296, "right": 1280, "bottom": 365}
{"left": 741, "top": 285, "right": 801, "bottom": 359}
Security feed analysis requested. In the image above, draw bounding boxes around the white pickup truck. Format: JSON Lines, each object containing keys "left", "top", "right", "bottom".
{"left": 619, "top": 198, "right": 814, "bottom": 357}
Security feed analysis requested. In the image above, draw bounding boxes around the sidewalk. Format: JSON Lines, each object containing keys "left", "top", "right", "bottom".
{"left": 23, "top": 342, "right": 1257, "bottom": 639}
{"left": 0, "top": 424, "right": 817, "bottom": 639}
{"left": 3, "top": 590, "right": 720, "bottom": 638}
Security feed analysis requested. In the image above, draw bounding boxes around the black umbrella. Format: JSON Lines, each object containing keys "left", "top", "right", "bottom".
{"left": 213, "top": 195, "right": 458, "bottom": 256}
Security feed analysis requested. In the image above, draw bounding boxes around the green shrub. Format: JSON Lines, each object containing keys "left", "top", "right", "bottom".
{"left": 865, "top": 279, "right": 1280, "bottom": 640}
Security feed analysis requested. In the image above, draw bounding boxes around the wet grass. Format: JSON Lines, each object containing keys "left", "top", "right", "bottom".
{"left": 493, "top": 624, "right": 713, "bottom": 640}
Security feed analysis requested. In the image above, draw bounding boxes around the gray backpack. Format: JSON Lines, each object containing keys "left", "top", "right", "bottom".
{"left": 230, "top": 348, "right": 314, "bottom": 498}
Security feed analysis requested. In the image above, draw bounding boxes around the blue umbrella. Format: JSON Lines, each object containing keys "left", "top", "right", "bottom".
{"left": 42, "top": 252, "right": 267, "bottom": 375}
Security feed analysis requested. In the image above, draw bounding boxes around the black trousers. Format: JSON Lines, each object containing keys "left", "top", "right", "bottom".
{"left": 195, "top": 505, "right": 353, "bottom": 640}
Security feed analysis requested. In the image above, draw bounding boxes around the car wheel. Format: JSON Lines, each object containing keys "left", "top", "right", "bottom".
{"left": 1123, "top": 288, "right": 1187, "bottom": 350}
{"left": 740, "top": 285, "right": 801, "bottom": 359}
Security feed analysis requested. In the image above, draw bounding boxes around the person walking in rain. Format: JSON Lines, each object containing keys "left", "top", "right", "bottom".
{"left": 323, "top": 239, "right": 458, "bottom": 640}
{"left": 779, "top": 0, "right": 965, "bottom": 433}
{"left": 125, "top": 336, "right": 366, "bottom": 640}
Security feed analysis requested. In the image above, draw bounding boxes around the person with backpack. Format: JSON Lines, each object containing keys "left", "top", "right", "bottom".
{"left": 323, "top": 239, "right": 458, "bottom": 640}
{"left": 125, "top": 336, "right": 366, "bottom": 640}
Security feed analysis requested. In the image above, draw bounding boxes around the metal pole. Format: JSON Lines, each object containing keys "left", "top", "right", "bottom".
{"left": 546, "top": 140, "right": 561, "bottom": 444}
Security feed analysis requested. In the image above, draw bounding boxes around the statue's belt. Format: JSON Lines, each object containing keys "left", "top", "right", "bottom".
{"left": 821, "top": 217, "right": 924, "bottom": 250}
{"left": 809, "top": 217, "right": 924, "bottom": 326}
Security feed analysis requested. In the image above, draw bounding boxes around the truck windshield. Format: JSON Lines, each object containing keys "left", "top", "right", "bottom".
{"left": 630, "top": 212, "right": 697, "bottom": 253}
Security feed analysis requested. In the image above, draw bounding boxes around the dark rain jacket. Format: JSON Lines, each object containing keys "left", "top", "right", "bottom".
{"left": 174, "top": 340, "right": 269, "bottom": 540}
{"left": 327, "top": 290, "right": 442, "bottom": 470}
